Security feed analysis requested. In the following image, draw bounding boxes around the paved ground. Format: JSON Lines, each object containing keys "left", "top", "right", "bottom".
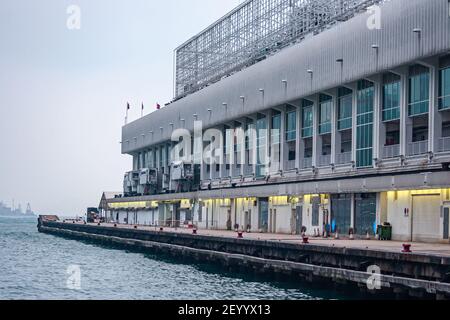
{"left": 78, "top": 222, "right": 450, "bottom": 257}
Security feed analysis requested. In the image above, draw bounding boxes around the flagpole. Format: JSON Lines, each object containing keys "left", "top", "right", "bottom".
{"left": 141, "top": 103, "right": 144, "bottom": 118}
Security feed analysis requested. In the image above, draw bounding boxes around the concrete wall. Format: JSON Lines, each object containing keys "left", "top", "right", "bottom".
{"left": 268, "top": 197, "right": 292, "bottom": 234}
{"left": 386, "top": 189, "right": 450, "bottom": 242}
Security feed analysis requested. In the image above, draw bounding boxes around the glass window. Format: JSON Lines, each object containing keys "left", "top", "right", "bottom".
{"left": 439, "top": 67, "right": 450, "bottom": 110}
{"left": 256, "top": 116, "right": 267, "bottom": 177}
{"left": 285, "top": 111, "right": 297, "bottom": 142}
{"left": 158, "top": 147, "right": 163, "bottom": 168}
{"left": 330, "top": 194, "right": 352, "bottom": 235}
{"left": 319, "top": 95, "right": 332, "bottom": 135}
{"left": 245, "top": 122, "right": 254, "bottom": 151}
{"left": 271, "top": 113, "right": 281, "bottom": 145}
{"left": 354, "top": 193, "right": 377, "bottom": 236}
{"left": 356, "top": 80, "right": 374, "bottom": 168}
{"left": 337, "top": 87, "right": 353, "bottom": 131}
{"left": 302, "top": 100, "right": 314, "bottom": 138}
{"left": 224, "top": 128, "right": 232, "bottom": 156}
{"left": 409, "top": 66, "right": 430, "bottom": 116}
{"left": 382, "top": 79, "right": 401, "bottom": 121}
{"left": 166, "top": 145, "right": 171, "bottom": 165}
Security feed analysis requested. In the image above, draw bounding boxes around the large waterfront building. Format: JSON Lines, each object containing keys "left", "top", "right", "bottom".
{"left": 107, "top": 0, "right": 450, "bottom": 243}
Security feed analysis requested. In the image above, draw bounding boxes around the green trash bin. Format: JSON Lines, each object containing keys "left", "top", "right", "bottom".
{"left": 377, "top": 223, "right": 392, "bottom": 241}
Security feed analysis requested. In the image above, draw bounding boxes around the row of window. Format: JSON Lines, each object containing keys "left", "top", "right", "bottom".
{"left": 135, "top": 61, "right": 450, "bottom": 171}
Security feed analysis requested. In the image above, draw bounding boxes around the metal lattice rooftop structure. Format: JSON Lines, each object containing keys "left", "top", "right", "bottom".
{"left": 174, "top": 0, "right": 384, "bottom": 99}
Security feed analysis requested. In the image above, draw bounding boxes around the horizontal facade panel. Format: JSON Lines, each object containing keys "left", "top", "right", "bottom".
{"left": 107, "top": 171, "right": 450, "bottom": 203}
{"left": 122, "top": 0, "right": 450, "bottom": 154}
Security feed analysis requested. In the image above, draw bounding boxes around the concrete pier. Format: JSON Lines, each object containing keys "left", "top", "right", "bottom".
{"left": 38, "top": 217, "right": 450, "bottom": 300}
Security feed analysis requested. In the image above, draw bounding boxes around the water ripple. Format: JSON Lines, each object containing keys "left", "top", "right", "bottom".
{"left": 0, "top": 217, "right": 351, "bottom": 300}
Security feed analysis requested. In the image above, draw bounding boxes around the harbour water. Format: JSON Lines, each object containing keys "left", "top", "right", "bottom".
{"left": 0, "top": 217, "right": 354, "bottom": 300}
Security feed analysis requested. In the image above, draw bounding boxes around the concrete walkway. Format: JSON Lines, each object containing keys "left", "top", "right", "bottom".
{"left": 82, "top": 222, "right": 450, "bottom": 257}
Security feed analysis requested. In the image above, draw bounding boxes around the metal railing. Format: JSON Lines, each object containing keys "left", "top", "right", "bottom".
{"left": 439, "top": 137, "right": 450, "bottom": 152}
{"left": 232, "top": 166, "right": 242, "bottom": 178}
{"left": 243, "top": 165, "right": 254, "bottom": 176}
{"left": 303, "top": 157, "right": 313, "bottom": 169}
{"left": 284, "top": 160, "right": 297, "bottom": 171}
{"left": 408, "top": 140, "right": 428, "bottom": 156}
{"left": 336, "top": 152, "right": 352, "bottom": 165}
{"left": 318, "top": 155, "right": 331, "bottom": 167}
{"left": 211, "top": 170, "right": 221, "bottom": 179}
{"left": 111, "top": 220, "right": 221, "bottom": 231}
{"left": 383, "top": 144, "right": 400, "bottom": 159}
{"left": 223, "top": 168, "right": 230, "bottom": 178}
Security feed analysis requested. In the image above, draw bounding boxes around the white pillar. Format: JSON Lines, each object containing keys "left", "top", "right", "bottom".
{"left": 280, "top": 109, "right": 286, "bottom": 172}
{"left": 296, "top": 103, "right": 303, "bottom": 170}
{"left": 312, "top": 95, "right": 319, "bottom": 168}
{"left": 400, "top": 73, "right": 408, "bottom": 157}
{"left": 372, "top": 76, "right": 383, "bottom": 162}
{"left": 330, "top": 89, "right": 338, "bottom": 165}
{"left": 429, "top": 62, "right": 441, "bottom": 154}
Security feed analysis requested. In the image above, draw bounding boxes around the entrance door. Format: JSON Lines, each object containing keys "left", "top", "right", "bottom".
{"left": 443, "top": 206, "right": 449, "bottom": 240}
{"left": 259, "top": 198, "right": 269, "bottom": 233}
{"left": 311, "top": 197, "right": 320, "bottom": 227}
{"left": 412, "top": 194, "right": 441, "bottom": 242}
{"left": 355, "top": 193, "right": 377, "bottom": 236}
{"left": 295, "top": 206, "right": 303, "bottom": 235}
{"left": 331, "top": 194, "right": 352, "bottom": 235}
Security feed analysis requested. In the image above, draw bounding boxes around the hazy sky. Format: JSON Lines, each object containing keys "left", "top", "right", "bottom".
{"left": 0, "top": 0, "right": 240, "bottom": 216}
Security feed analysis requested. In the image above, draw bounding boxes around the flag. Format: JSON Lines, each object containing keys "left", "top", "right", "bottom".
{"left": 156, "top": 103, "right": 161, "bottom": 110}
{"left": 127, "top": 102, "right": 130, "bottom": 110}
{"left": 141, "top": 103, "right": 144, "bottom": 111}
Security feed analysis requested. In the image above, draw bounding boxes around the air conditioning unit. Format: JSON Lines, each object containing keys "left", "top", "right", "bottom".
{"left": 169, "top": 161, "right": 200, "bottom": 193}
{"left": 123, "top": 171, "right": 140, "bottom": 196}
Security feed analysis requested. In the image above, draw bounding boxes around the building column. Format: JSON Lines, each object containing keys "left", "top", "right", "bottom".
{"left": 324, "top": 89, "right": 338, "bottom": 165}
{"left": 239, "top": 123, "right": 245, "bottom": 177}
{"left": 399, "top": 72, "right": 408, "bottom": 157}
{"left": 194, "top": 121, "right": 204, "bottom": 181}
{"left": 279, "top": 108, "right": 286, "bottom": 173}
{"left": 296, "top": 102, "right": 303, "bottom": 170}
{"left": 346, "top": 83, "right": 358, "bottom": 166}
{"left": 248, "top": 116, "right": 257, "bottom": 177}
{"left": 418, "top": 58, "right": 441, "bottom": 155}
{"left": 311, "top": 95, "right": 319, "bottom": 168}
{"left": 429, "top": 62, "right": 441, "bottom": 154}
{"left": 350, "top": 193, "right": 355, "bottom": 229}
{"left": 372, "top": 75, "right": 383, "bottom": 163}
{"left": 265, "top": 111, "right": 271, "bottom": 176}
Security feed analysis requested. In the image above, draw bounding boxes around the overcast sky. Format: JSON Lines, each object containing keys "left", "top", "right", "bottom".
{"left": 0, "top": 0, "right": 240, "bottom": 216}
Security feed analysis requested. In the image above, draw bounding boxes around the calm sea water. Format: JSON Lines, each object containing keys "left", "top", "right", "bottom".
{"left": 0, "top": 217, "right": 355, "bottom": 300}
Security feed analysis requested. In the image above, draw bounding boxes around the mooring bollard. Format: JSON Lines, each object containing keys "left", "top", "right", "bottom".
{"left": 114, "top": 224, "right": 117, "bottom": 227}
{"left": 159, "top": 227, "right": 164, "bottom": 232}
{"left": 97, "top": 223, "right": 101, "bottom": 226}
{"left": 237, "top": 231, "right": 244, "bottom": 239}
{"left": 134, "top": 225, "right": 137, "bottom": 229}
{"left": 302, "top": 237, "right": 309, "bottom": 244}
{"left": 402, "top": 244, "right": 412, "bottom": 253}
{"left": 193, "top": 229, "right": 197, "bottom": 235}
